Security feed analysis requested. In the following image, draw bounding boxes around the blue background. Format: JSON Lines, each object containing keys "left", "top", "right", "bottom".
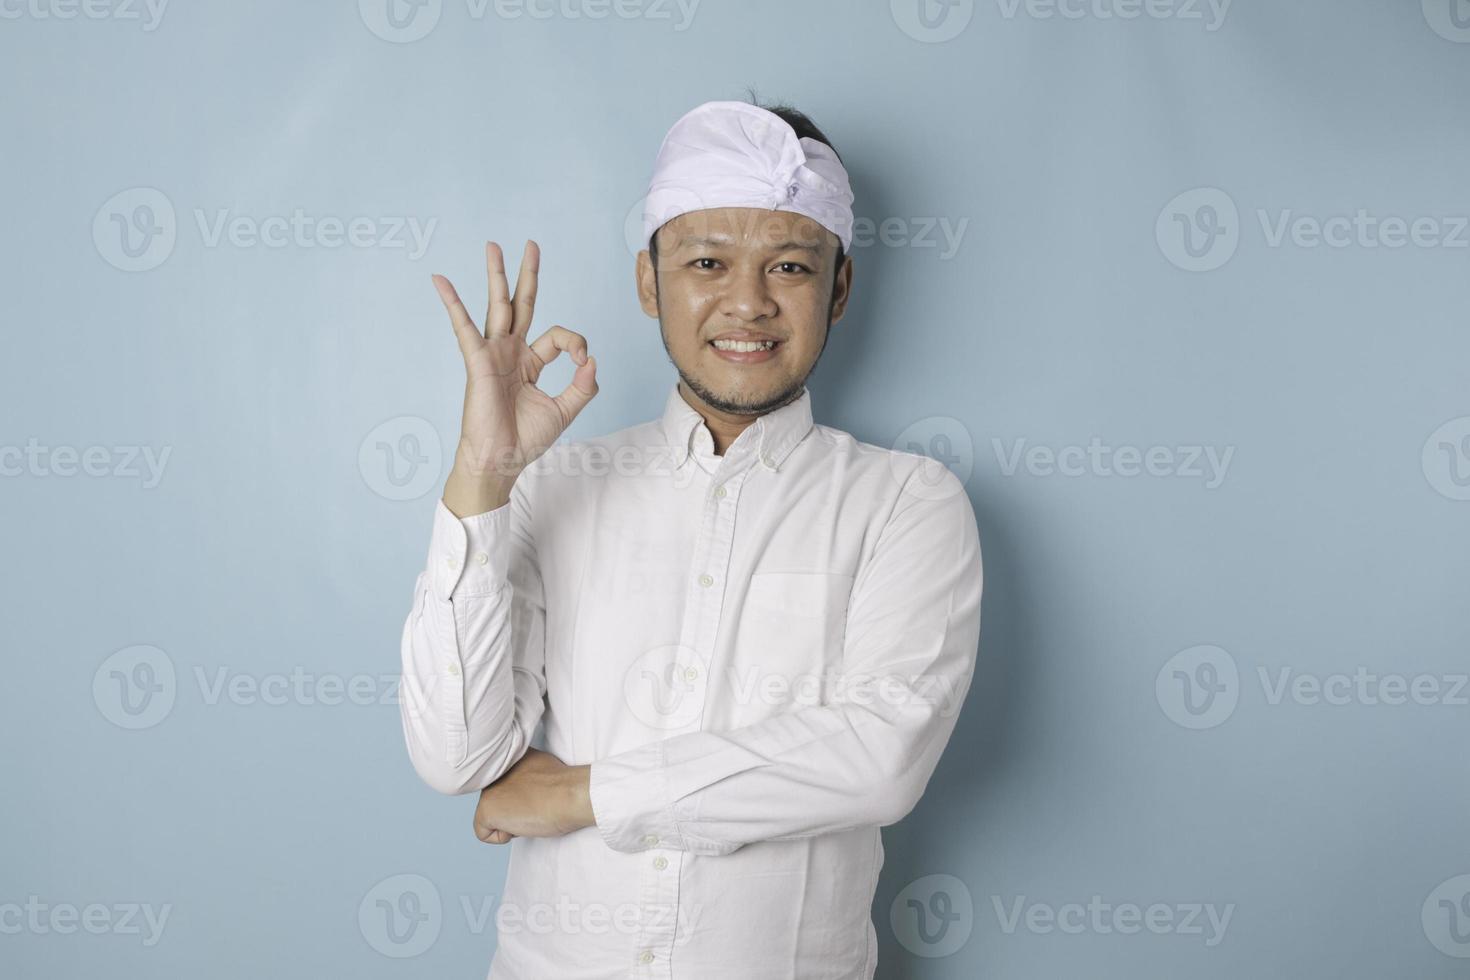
{"left": 3, "top": 0, "right": 1468, "bottom": 976}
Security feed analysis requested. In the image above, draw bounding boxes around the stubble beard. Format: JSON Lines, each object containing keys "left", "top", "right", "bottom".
{"left": 654, "top": 284, "right": 834, "bottom": 417}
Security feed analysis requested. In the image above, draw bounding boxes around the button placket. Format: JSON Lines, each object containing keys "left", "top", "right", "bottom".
{"left": 627, "top": 460, "right": 748, "bottom": 973}
{"left": 687, "top": 462, "right": 749, "bottom": 726}
{"left": 632, "top": 842, "right": 681, "bottom": 975}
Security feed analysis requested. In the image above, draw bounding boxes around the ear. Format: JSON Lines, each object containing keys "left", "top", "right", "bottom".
{"left": 635, "top": 249, "right": 659, "bottom": 318}
{"left": 828, "top": 253, "right": 854, "bottom": 326}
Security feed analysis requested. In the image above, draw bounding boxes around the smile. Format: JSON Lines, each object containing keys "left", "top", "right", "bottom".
{"left": 711, "top": 339, "right": 777, "bottom": 352}
{"left": 708, "top": 337, "right": 781, "bottom": 363}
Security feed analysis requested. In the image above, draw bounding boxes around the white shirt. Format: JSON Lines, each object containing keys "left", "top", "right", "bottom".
{"left": 399, "top": 382, "right": 983, "bottom": 980}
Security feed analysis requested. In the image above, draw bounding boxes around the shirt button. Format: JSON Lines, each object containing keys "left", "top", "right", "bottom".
{"left": 761, "top": 454, "right": 776, "bottom": 468}
{"left": 475, "top": 552, "right": 488, "bottom": 565}
{"left": 713, "top": 485, "right": 727, "bottom": 499}
{"left": 653, "top": 856, "right": 668, "bottom": 870}
{"left": 698, "top": 574, "right": 714, "bottom": 588}
{"left": 684, "top": 667, "right": 699, "bottom": 681}
{"left": 641, "top": 834, "right": 659, "bottom": 846}
{"left": 446, "top": 663, "right": 461, "bottom": 677}
{"left": 639, "top": 950, "right": 655, "bottom": 964}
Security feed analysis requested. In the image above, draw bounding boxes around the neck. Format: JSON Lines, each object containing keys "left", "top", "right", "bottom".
{"left": 676, "top": 380, "right": 763, "bottom": 456}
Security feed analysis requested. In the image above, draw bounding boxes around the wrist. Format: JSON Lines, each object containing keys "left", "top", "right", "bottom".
{"left": 443, "top": 464, "right": 515, "bottom": 518}
{"left": 561, "top": 764, "right": 595, "bottom": 833}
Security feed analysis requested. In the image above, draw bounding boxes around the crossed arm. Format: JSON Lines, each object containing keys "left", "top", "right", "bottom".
{"left": 400, "top": 461, "right": 983, "bottom": 854}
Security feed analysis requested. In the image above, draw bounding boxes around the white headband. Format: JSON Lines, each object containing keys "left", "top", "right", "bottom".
{"left": 641, "top": 100, "right": 855, "bottom": 254}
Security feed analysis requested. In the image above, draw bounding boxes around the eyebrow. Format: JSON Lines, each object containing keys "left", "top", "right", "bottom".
{"left": 674, "top": 236, "right": 823, "bottom": 254}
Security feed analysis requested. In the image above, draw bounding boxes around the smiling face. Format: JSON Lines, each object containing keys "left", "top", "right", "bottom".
{"left": 637, "top": 206, "right": 853, "bottom": 417}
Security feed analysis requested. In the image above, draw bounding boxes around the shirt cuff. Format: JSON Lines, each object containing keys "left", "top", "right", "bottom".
{"left": 588, "top": 741, "right": 686, "bottom": 853}
{"left": 427, "top": 497, "right": 512, "bottom": 601}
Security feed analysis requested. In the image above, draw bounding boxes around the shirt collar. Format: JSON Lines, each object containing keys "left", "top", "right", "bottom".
{"left": 659, "top": 382, "right": 814, "bottom": 472}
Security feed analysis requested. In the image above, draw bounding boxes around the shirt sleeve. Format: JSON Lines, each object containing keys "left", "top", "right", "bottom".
{"left": 398, "top": 482, "right": 547, "bottom": 796}
{"left": 587, "top": 461, "right": 983, "bottom": 855}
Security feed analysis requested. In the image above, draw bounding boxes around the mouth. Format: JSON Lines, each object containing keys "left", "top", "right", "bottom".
{"left": 708, "top": 336, "right": 782, "bottom": 363}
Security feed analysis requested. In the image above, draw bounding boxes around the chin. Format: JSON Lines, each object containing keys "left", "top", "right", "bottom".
{"left": 679, "top": 368, "right": 805, "bottom": 416}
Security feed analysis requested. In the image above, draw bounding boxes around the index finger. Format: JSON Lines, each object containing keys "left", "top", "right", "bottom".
{"left": 432, "top": 273, "right": 482, "bottom": 357}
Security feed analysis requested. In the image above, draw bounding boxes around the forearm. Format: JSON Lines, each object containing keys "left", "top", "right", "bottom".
{"left": 588, "top": 672, "right": 969, "bottom": 854}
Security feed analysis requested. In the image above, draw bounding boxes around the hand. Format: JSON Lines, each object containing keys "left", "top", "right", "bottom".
{"left": 473, "top": 748, "right": 595, "bottom": 845}
{"left": 434, "top": 241, "right": 599, "bottom": 518}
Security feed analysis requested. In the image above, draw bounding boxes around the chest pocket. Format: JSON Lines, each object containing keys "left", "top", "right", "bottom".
{"left": 732, "top": 571, "right": 855, "bottom": 706}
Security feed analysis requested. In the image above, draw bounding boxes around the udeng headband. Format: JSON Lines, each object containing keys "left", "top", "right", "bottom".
{"left": 641, "top": 100, "right": 855, "bottom": 254}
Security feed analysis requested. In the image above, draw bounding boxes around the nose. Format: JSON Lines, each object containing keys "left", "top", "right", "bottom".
{"left": 719, "top": 263, "right": 778, "bottom": 322}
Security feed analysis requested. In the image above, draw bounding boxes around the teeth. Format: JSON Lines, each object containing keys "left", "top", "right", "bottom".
{"left": 712, "top": 339, "right": 776, "bottom": 352}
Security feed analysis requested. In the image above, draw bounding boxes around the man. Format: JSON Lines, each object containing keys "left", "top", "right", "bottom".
{"left": 399, "top": 98, "right": 983, "bottom": 979}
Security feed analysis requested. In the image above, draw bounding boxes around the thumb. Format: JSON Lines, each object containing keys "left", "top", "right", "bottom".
{"left": 553, "top": 354, "right": 598, "bottom": 425}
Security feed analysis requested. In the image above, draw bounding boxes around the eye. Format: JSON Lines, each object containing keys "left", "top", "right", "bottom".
{"left": 772, "top": 262, "right": 811, "bottom": 275}
{"left": 691, "top": 257, "right": 721, "bottom": 271}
